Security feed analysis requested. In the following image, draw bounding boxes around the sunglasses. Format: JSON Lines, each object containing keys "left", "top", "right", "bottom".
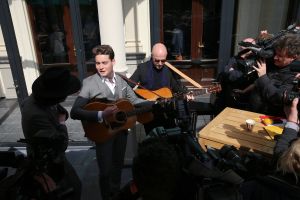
{"left": 154, "top": 59, "right": 166, "bottom": 63}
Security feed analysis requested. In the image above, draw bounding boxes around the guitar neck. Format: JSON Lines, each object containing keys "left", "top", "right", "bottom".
{"left": 190, "top": 89, "right": 208, "bottom": 96}
{"left": 126, "top": 105, "right": 153, "bottom": 117}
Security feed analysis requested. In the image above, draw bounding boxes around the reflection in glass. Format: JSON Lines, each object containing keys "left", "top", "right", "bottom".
{"left": 163, "top": 0, "right": 221, "bottom": 60}
{"left": 28, "top": 1, "right": 68, "bottom": 64}
{"left": 163, "top": 1, "right": 191, "bottom": 60}
{"left": 27, "top": 0, "right": 100, "bottom": 65}
{"left": 202, "top": 0, "right": 221, "bottom": 59}
{"left": 80, "top": 1, "right": 100, "bottom": 62}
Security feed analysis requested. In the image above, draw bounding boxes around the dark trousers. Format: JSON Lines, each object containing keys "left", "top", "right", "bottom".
{"left": 95, "top": 131, "right": 128, "bottom": 200}
{"left": 60, "top": 158, "right": 82, "bottom": 200}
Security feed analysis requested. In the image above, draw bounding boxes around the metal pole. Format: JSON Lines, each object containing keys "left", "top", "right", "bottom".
{"left": 0, "top": 0, "right": 28, "bottom": 105}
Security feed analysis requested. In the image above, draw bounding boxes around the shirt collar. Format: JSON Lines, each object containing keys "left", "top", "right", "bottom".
{"left": 99, "top": 73, "right": 116, "bottom": 83}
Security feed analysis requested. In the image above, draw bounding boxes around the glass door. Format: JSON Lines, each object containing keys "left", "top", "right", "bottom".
{"left": 161, "top": 0, "right": 222, "bottom": 84}
{"left": 163, "top": 0, "right": 221, "bottom": 60}
{"left": 26, "top": 0, "right": 100, "bottom": 75}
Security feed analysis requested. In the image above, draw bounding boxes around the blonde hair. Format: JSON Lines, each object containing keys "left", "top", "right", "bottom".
{"left": 278, "top": 139, "right": 300, "bottom": 182}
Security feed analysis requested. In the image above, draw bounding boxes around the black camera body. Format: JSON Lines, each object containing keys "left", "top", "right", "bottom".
{"left": 283, "top": 79, "right": 300, "bottom": 108}
{"left": 152, "top": 95, "right": 192, "bottom": 132}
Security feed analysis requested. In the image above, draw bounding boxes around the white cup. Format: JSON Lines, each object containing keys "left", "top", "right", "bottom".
{"left": 245, "top": 119, "right": 255, "bottom": 131}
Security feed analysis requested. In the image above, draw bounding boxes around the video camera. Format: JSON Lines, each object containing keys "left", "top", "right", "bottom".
{"left": 0, "top": 134, "right": 73, "bottom": 200}
{"left": 236, "top": 23, "right": 298, "bottom": 76}
{"left": 152, "top": 95, "right": 192, "bottom": 132}
{"left": 283, "top": 78, "right": 300, "bottom": 109}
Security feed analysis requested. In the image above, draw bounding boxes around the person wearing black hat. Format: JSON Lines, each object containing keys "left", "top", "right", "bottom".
{"left": 70, "top": 45, "right": 148, "bottom": 200}
{"left": 21, "top": 67, "right": 82, "bottom": 200}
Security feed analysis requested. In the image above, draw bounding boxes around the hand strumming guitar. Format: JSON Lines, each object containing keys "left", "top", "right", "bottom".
{"left": 102, "top": 105, "right": 120, "bottom": 123}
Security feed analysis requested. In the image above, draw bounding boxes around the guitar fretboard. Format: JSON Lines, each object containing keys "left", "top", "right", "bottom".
{"left": 126, "top": 105, "right": 153, "bottom": 117}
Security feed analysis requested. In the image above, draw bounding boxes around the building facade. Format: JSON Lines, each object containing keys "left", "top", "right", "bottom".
{"left": 0, "top": 0, "right": 299, "bottom": 102}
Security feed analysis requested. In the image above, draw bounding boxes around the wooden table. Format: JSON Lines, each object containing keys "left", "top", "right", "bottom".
{"left": 198, "top": 107, "right": 276, "bottom": 156}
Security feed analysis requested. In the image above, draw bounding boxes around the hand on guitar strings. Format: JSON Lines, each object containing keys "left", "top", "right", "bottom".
{"left": 186, "top": 92, "right": 195, "bottom": 101}
{"left": 102, "top": 105, "right": 119, "bottom": 122}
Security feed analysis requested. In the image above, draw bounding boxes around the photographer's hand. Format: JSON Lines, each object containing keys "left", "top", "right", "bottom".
{"left": 253, "top": 59, "right": 267, "bottom": 77}
{"left": 284, "top": 98, "right": 299, "bottom": 124}
{"left": 34, "top": 173, "right": 57, "bottom": 193}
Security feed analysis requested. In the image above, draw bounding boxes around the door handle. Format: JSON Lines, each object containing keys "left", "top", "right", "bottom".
{"left": 73, "top": 46, "right": 77, "bottom": 57}
{"left": 198, "top": 42, "right": 205, "bottom": 48}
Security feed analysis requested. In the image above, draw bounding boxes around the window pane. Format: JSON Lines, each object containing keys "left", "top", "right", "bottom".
{"left": 79, "top": 0, "right": 100, "bottom": 62}
{"left": 202, "top": 0, "right": 221, "bottom": 59}
{"left": 163, "top": 0, "right": 192, "bottom": 60}
{"left": 28, "top": 1, "right": 69, "bottom": 64}
{"left": 163, "top": 0, "right": 221, "bottom": 60}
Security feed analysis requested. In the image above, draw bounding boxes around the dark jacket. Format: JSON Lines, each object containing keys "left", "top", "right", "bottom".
{"left": 129, "top": 60, "right": 187, "bottom": 94}
{"left": 21, "top": 95, "right": 81, "bottom": 200}
{"left": 273, "top": 127, "right": 299, "bottom": 157}
{"left": 254, "top": 62, "right": 297, "bottom": 114}
{"left": 249, "top": 61, "right": 297, "bottom": 115}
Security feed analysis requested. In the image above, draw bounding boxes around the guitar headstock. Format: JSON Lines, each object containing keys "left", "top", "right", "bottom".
{"left": 207, "top": 83, "right": 222, "bottom": 93}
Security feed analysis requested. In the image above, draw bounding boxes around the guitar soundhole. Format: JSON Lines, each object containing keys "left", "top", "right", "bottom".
{"left": 115, "top": 111, "right": 127, "bottom": 123}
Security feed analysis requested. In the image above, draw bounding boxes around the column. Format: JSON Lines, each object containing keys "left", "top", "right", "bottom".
{"left": 97, "top": 0, "right": 127, "bottom": 73}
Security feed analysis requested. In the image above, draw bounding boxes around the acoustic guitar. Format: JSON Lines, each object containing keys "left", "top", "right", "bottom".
{"left": 134, "top": 84, "right": 222, "bottom": 100}
{"left": 82, "top": 99, "right": 153, "bottom": 143}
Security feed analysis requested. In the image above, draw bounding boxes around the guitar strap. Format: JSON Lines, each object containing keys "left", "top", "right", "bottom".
{"left": 116, "top": 72, "right": 165, "bottom": 99}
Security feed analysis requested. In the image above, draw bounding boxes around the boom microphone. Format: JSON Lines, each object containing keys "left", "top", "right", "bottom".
{"left": 256, "top": 49, "right": 274, "bottom": 58}
{"left": 244, "top": 46, "right": 274, "bottom": 58}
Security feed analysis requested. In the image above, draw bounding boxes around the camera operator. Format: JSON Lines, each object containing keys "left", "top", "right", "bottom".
{"left": 250, "top": 33, "right": 300, "bottom": 115}
{"left": 20, "top": 67, "right": 82, "bottom": 199}
{"left": 214, "top": 38, "right": 257, "bottom": 113}
{"left": 240, "top": 98, "right": 300, "bottom": 200}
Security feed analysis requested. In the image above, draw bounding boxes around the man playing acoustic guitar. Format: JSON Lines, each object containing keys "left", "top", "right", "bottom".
{"left": 130, "top": 43, "right": 192, "bottom": 99}
{"left": 129, "top": 43, "right": 192, "bottom": 134}
{"left": 70, "top": 45, "right": 148, "bottom": 200}
{"left": 129, "top": 43, "right": 216, "bottom": 134}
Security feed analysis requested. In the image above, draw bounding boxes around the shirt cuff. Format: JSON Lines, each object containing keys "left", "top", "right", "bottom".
{"left": 285, "top": 121, "right": 300, "bottom": 132}
{"left": 98, "top": 111, "right": 103, "bottom": 123}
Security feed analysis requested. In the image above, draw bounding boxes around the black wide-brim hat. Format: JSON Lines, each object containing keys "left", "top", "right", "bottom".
{"left": 32, "top": 67, "right": 81, "bottom": 101}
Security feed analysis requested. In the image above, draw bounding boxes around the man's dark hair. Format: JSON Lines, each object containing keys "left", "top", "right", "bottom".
{"left": 92, "top": 44, "right": 115, "bottom": 59}
{"left": 132, "top": 137, "right": 181, "bottom": 200}
{"left": 273, "top": 33, "right": 300, "bottom": 57}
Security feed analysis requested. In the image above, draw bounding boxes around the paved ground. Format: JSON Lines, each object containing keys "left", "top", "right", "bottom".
{"left": 0, "top": 95, "right": 212, "bottom": 199}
